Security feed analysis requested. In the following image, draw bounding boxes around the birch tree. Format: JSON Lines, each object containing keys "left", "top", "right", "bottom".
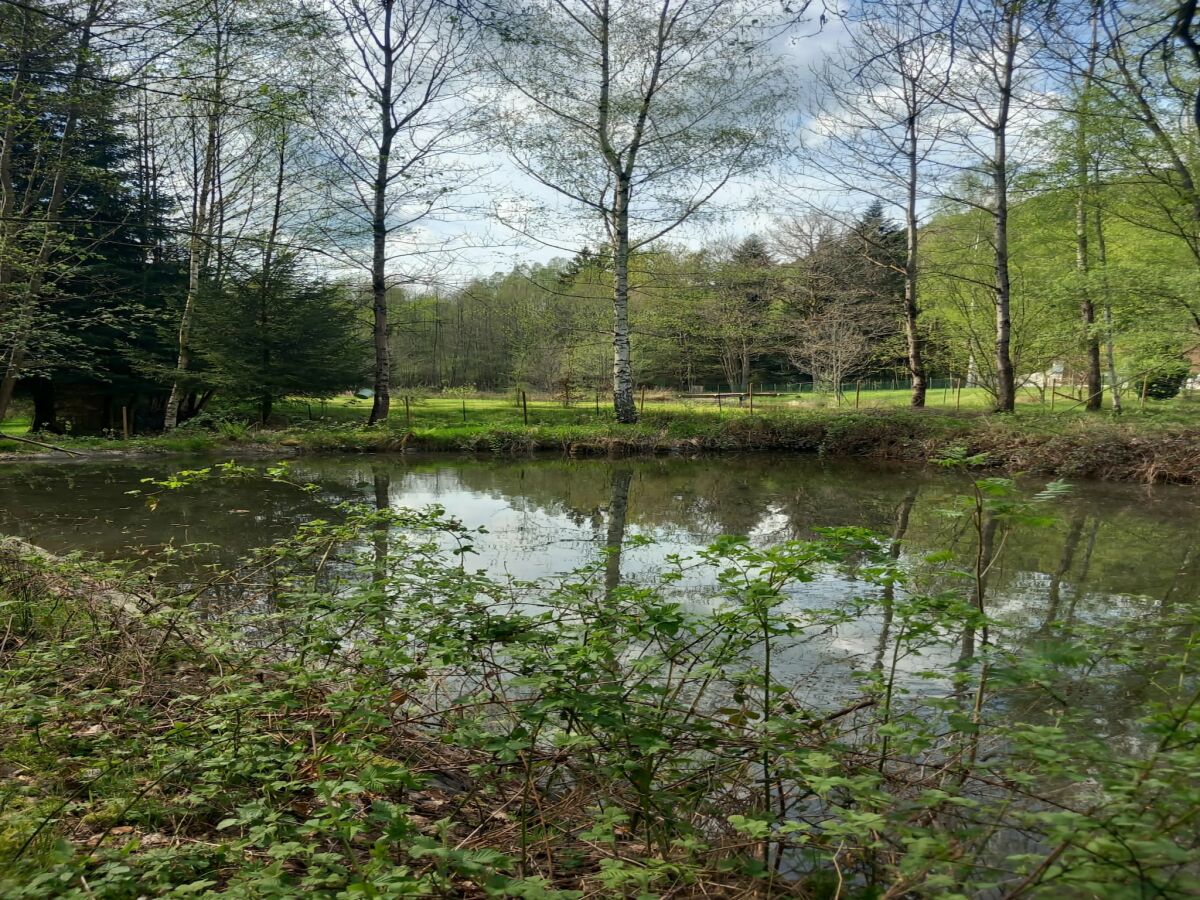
{"left": 159, "top": 0, "right": 315, "bottom": 428}
{"left": 160, "top": 0, "right": 231, "bottom": 429}
{"left": 490, "top": 0, "right": 792, "bottom": 423}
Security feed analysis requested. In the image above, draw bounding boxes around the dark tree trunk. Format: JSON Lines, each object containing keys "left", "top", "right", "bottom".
{"left": 367, "top": 2, "right": 396, "bottom": 426}
{"left": 1042, "top": 514, "right": 1084, "bottom": 630}
{"left": 1076, "top": 23, "right": 1103, "bottom": 411}
{"left": 1076, "top": 188, "right": 1102, "bottom": 410}
{"left": 873, "top": 487, "right": 918, "bottom": 671}
{"left": 373, "top": 469, "right": 391, "bottom": 585}
{"left": 959, "top": 514, "right": 998, "bottom": 665}
{"left": 31, "top": 379, "right": 56, "bottom": 433}
{"left": 993, "top": 138, "right": 1015, "bottom": 413}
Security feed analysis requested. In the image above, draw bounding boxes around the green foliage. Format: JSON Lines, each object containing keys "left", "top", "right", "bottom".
{"left": 191, "top": 255, "right": 369, "bottom": 420}
{"left": 923, "top": 175, "right": 1200, "bottom": 401}
{"left": 1, "top": 469, "right": 1198, "bottom": 895}
{"left": 0, "top": 7, "right": 182, "bottom": 430}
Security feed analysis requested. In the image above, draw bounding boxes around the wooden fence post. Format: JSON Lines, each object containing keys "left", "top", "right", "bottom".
{"left": 854, "top": 380, "right": 861, "bottom": 409}
{"left": 522, "top": 390, "right": 529, "bottom": 426}
{"left": 404, "top": 395, "right": 411, "bottom": 427}
{"left": 121, "top": 406, "right": 129, "bottom": 440}
{"left": 462, "top": 397, "right": 467, "bottom": 422}
{"left": 955, "top": 379, "right": 962, "bottom": 411}
{"left": 749, "top": 382, "right": 754, "bottom": 413}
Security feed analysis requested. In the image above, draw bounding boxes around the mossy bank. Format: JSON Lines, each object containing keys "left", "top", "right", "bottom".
{"left": 4, "top": 408, "right": 1200, "bottom": 484}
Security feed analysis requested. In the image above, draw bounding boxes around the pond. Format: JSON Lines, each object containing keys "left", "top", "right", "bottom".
{"left": 2, "top": 452, "right": 1197, "bottom": 736}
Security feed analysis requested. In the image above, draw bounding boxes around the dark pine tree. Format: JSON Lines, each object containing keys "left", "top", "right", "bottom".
{"left": 6, "top": 55, "right": 183, "bottom": 433}
{"left": 847, "top": 202, "right": 907, "bottom": 379}
{"left": 191, "top": 253, "right": 370, "bottom": 423}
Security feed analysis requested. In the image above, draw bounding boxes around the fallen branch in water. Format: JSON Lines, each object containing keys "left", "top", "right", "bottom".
{"left": 0, "top": 431, "right": 83, "bottom": 456}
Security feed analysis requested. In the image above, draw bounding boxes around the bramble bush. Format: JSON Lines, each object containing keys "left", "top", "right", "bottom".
{"left": 0, "top": 467, "right": 1197, "bottom": 897}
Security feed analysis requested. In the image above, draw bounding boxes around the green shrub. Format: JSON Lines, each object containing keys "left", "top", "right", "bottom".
{"left": 2, "top": 469, "right": 1197, "bottom": 896}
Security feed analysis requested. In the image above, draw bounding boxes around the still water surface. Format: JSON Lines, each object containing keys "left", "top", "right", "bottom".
{"left": 2, "top": 453, "right": 1196, "bottom": 591}
{"left": 2, "top": 453, "right": 1197, "bottom": 730}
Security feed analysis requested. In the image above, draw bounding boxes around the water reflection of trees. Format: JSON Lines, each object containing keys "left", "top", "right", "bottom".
{"left": 0, "top": 459, "right": 352, "bottom": 562}
{"left": 872, "top": 487, "right": 917, "bottom": 674}
{"left": 7, "top": 454, "right": 1197, "bottom": 746}
{"left": 604, "top": 467, "right": 633, "bottom": 596}
{"left": 288, "top": 458, "right": 1200, "bottom": 633}
{"left": 368, "top": 462, "right": 1191, "bottom": 600}
{"left": 8, "top": 456, "right": 1199, "bottom": 629}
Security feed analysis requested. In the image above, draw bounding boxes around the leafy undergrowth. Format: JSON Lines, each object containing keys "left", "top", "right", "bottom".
{"left": 2, "top": 468, "right": 1198, "bottom": 898}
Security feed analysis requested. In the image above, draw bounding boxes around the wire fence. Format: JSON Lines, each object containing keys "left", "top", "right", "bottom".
{"left": 683, "top": 378, "right": 960, "bottom": 395}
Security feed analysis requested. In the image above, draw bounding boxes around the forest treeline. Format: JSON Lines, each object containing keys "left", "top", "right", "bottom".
{"left": 0, "top": 0, "right": 1198, "bottom": 432}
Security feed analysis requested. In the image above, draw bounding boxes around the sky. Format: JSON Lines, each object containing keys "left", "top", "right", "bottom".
{"left": 405, "top": 13, "right": 854, "bottom": 289}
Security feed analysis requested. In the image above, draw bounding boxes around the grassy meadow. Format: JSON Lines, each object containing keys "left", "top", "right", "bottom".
{"left": 3, "top": 386, "right": 1200, "bottom": 483}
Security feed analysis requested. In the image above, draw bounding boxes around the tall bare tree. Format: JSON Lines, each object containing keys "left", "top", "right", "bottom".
{"left": 159, "top": 0, "right": 318, "bottom": 429}
{"left": 319, "top": 0, "right": 479, "bottom": 426}
{"left": 807, "top": 0, "right": 952, "bottom": 407}
{"left": 489, "top": 0, "right": 792, "bottom": 423}
{"left": 941, "top": 0, "right": 1047, "bottom": 412}
{"left": 160, "top": 1, "right": 222, "bottom": 430}
{"left": 1072, "top": 12, "right": 1105, "bottom": 409}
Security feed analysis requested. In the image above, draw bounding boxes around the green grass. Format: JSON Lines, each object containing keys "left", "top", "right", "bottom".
{"left": 0, "top": 414, "right": 31, "bottom": 436}
{"left": 3, "top": 390, "right": 1200, "bottom": 482}
{"left": 276, "top": 386, "right": 1200, "bottom": 428}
